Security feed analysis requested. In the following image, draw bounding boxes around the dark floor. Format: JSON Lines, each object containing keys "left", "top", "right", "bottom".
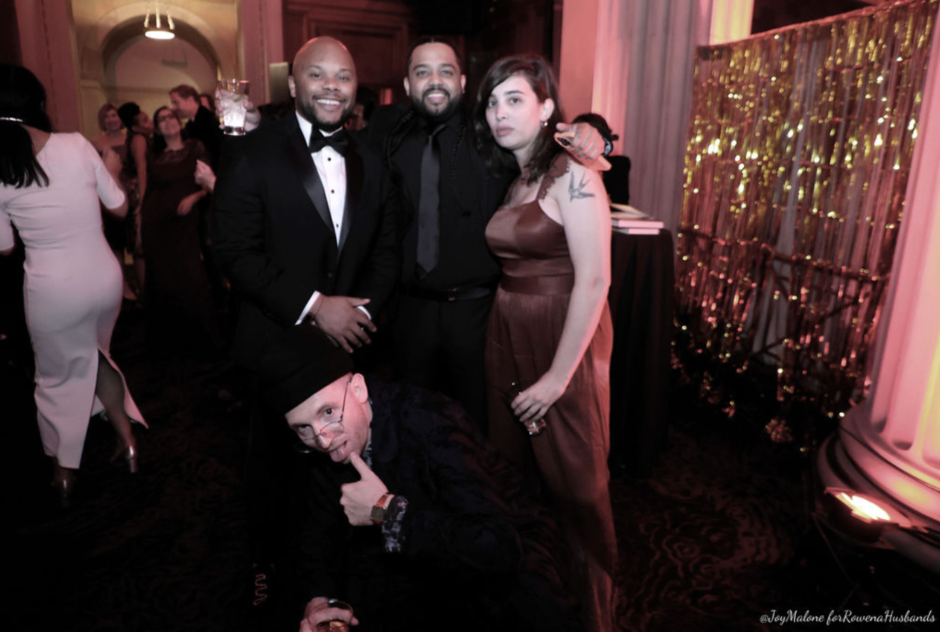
{"left": 2, "top": 302, "right": 937, "bottom": 632}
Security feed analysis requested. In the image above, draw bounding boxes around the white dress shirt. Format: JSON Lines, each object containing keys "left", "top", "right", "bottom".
{"left": 293, "top": 113, "right": 369, "bottom": 324}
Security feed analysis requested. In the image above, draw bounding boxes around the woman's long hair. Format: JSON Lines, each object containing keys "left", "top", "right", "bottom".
{"left": 0, "top": 64, "right": 52, "bottom": 188}
{"left": 150, "top": 106, "right": 179, "bottom": 156}
{"left": 473, "top": 55, "right": 564, "bottom": 184}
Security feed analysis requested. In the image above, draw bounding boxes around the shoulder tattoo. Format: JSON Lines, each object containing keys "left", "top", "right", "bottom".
{"left": 568, "top": 172, "right": 596, "bottom": 202}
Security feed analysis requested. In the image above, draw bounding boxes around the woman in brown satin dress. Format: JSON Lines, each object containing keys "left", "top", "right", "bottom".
{"left": 475, "top": 56, "right": 617, "bottom": 632}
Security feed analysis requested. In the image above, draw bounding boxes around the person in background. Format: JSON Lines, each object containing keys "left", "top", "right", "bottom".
{"left": 90, "top": 103, "right": 126, "bottom": 155}
{"left": 117, "top": 102, "right": 152, "bottom": 299}
{"left": 476, "top": 55, "right": 618, "bottom": 632}
{"left": 573, "top": 112, "right": 631, "bottom": 205}
{"left": 0, "top": 64, "right": 146, "bottom": 507}
{"left": 169, "top": 83, "right": 223, "bottom": 168}
{"left": 194, "top": 158, "right": 216, "bottom": 193}
{"left": 199, "top": 92, "right": 216, "bottom": 117}
{"left": 345, "top": 86, "right": 378, "bottom": 132}
{"left": 91, "top": 103, "right": 137, "bottom": 300}
{"left": 139, "top": 106, "right": 221, "bottom": 355}
{"left": 170, "top": 84, "right": 228, "bottom": 309}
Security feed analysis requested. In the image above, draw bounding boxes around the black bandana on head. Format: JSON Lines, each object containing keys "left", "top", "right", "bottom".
{"left": 259, "top": 326, "right": 354, "bottom": 416}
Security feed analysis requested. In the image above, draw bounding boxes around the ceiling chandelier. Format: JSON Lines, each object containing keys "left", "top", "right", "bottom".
{"left": 144, "top": 1, "right": 175, "bottom": 40}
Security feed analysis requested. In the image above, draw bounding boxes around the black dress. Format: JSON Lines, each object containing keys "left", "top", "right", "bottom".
{"left": 140, "top": 139, "right": 219, "bottom": 350}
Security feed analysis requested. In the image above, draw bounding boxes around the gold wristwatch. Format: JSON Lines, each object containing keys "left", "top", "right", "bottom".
{"left": 370, "top": 492, "right": 394, "bottom": 525}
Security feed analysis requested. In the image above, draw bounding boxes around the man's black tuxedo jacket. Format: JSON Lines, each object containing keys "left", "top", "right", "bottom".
{"left": 212, "top": 114, "right": 398, "bottom": 369}
{"left": 292, "top": 381, "right": 579, "bottom": 632}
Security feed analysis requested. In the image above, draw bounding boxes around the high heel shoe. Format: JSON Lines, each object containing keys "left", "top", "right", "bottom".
{"left": 51, "top": 465, "right": 76, "bottom": 509}
{"left": 111, "top": 443, "right": 139, "bottom": 474}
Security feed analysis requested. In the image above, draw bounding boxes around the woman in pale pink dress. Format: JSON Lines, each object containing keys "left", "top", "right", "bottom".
{"left": 0, "top": 64, "right": 146, "bottom": 507}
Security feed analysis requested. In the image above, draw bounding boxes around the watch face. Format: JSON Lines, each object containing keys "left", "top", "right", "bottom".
{"left": 370, "top": 505, "right": 384, "bottom": 523}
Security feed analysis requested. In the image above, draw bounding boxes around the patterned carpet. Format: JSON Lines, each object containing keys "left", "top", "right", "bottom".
{"left": 2, "top": 304, "right": 936, "bottom": 631}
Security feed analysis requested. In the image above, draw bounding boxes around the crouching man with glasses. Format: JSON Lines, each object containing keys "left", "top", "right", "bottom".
{"left": 260, "top": 326, "right": 581, "bottom": 632}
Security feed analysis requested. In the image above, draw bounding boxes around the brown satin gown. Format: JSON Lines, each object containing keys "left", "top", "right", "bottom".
{"left": 484, "top": 153, "right": 617, "bottom": 632}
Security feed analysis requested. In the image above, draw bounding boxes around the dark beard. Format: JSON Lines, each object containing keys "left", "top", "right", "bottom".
{"left": 411, "top": 89, "right": 463, "bottom": 123}
{"left": 296, "top": 99, "right": 354, "bottom": 132}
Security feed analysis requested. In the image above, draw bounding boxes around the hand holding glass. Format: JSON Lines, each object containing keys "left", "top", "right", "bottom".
{"left": 315, "top": 599, "right": 355, "bottom": 631}
{"left": 217, "top": 78, "right": 250, "bottom": 136}
{"left": 502, "top": 381, "right": 547, "bottom": 436}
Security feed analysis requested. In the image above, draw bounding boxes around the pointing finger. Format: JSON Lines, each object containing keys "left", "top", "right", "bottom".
{"left": 348, "top": 451, "right": 373, "bottom": 478}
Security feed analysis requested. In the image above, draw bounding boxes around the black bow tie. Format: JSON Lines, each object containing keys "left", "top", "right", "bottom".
{"left": 309, "top": 128, "right": 350, "bottom": 155}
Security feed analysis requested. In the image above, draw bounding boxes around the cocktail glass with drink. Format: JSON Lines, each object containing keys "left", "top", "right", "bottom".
{"left": 315, "top": 599, "right": 355, "bottom": 631}
{"left": 217, "top": 78, "right": 250, "bottom": 135}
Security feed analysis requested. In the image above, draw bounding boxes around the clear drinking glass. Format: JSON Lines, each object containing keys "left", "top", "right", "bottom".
{"left": 217, "top": 78, "right": 250, "bottom": 135}
{"left": 502, "top": 381, "right": 547, "bottom": 436}
{"left": 315, "top": 599, "right": 354, "bottom": 631}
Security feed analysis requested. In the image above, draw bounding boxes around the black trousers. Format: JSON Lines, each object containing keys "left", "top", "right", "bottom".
{"left": 390, "top": 294, "right": 493, "bottom": 430}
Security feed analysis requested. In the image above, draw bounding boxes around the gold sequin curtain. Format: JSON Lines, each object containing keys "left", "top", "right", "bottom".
{"left": 676, "top": 0, "right": 939, "bottom": 426}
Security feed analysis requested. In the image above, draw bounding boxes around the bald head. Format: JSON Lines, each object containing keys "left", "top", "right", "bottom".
{"left": 292, "top": 37, "right": 353, "bottom": 71}
{"left": 289, "top": 37, "right": 358, "bottom": 131}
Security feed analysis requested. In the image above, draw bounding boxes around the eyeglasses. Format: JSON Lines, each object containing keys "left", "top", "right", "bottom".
{"left": 156, "top": 114, "right": 176, "bottom": 123}
{"left": 293, "top": 377, "right": 351, "bottom": 454}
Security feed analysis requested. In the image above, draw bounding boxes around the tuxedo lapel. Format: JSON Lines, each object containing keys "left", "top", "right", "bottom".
{"left": 338, "top": 138, "right": 363, "bottom": 254}
{"left": 281, "top": 116, "right": 335, "bottom": 240}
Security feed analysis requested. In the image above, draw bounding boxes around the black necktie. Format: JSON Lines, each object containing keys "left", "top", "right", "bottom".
{"left": 417, "top": 124, "right": 445, "bottom": 277}
{"left": 309, "top": 128, "right": 350, "bottom": 155}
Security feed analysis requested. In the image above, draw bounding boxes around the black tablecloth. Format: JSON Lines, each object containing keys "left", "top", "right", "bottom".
{"left": 607, "top": 229, "right": 674, "bottom": 476}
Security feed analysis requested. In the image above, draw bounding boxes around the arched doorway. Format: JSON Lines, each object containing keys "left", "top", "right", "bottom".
{"left": 98, "top": 18, "right": 220, "bottom": 129}
{"left": 75, "top": 3, "right": 237, "bottom": 136}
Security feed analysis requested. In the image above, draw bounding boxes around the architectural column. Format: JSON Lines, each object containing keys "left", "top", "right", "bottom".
{"left": 240, "top": 0, "right": 285, "bottom": 105}
{"left": 829, "top": 16, "right": 940, "bottom": 511}
{"left": 818, "top": 13, "right": 940, "bottom": 571}
{"left": 15, "top": 0, "right": 81, "bottom": 132}
{"left": 557, "top": 0, "right": 601, "bottom": 119}
{"left": 558, "top": 0, "right": 752, "bottom": 233}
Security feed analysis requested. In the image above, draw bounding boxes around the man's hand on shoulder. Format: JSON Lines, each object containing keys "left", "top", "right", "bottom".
{"left": 308, "top": 295, "right": 376, "bottom": 353}
{"left": 299, "top": 597, "right": 359, "bottom": 631}
{"left": 556, "top": 121, "right": 605, "bottom": 161}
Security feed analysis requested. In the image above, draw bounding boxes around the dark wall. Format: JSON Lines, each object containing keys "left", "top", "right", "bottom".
{"left": 0, "top": 0, "right": 21, "bottom": 65}
{"left": 282, "top": 0, "right": 553, "bottom": 109}
{"left": 459, "top": 0, "right": 555, "bottom": 108}
{"left": 751, "top": 0, "right": 870, "bottom": 33}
